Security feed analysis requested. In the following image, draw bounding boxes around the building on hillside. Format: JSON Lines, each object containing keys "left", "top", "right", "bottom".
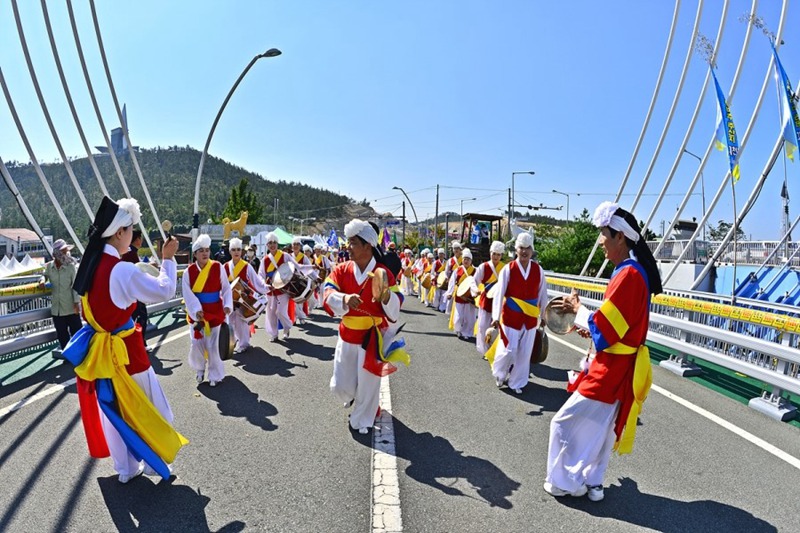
{"left": 0, "top": 228, "right": 50, "bottom": 259}
{"left": 95, "top": 104, "right": 138, "bottom": 155}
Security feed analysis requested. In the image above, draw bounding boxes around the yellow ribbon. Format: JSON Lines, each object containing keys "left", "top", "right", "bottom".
{"left": 614, "top": 345, "right": 652, "bottom": 455}
{"left": 76, "top": 295, "right": 188, "bottom": 462}
{"left": 227, "top": 259, "right": 247, "bottom": 282}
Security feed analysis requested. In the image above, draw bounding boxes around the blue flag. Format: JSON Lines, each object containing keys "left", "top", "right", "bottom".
{"left": 711, "top": 69, "right": 741, "bottom": 183}
{"left": 327, "top": 228, "right": 338, "bottom": 248}
{"left": 770, "top": 39, "right": 800, "bottom": 162}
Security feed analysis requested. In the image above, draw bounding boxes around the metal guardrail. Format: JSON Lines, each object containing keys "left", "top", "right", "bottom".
{"left": 546, "top": 272, "right": 800, "bottom": 422}
{"left": 648, "top": 239, "right": 800, "bottom": 266}
{"left": 0, "top": 270, "right": 186, "bottom": 358}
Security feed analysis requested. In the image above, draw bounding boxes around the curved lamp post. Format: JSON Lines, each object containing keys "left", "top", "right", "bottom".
{"left": 192, "top": 48, "right": 282, "bottom": 243}
{"left": 683, "top": 148, "right": 706, "bottom": 242}
{"left": 552, "top": 189, "right": 570, "bottom": 221}
{"left": 392, "top": 186, "right": 419, "bottom": 225}
{"left": 511, "top": 170, "right": 535, "bottom": 214}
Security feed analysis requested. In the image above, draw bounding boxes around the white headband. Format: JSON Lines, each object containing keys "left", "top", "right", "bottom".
{"left": 343, "top": 219, "right": 378, "bottom": 247}
{"left": 193, "top": 234, "right": 211, "bottom": 252}
{"left": 101, "top": 198, "right": 141, "bottom": 238}
{"left": 592, "top": 201, "right": 640, "bottom": 243}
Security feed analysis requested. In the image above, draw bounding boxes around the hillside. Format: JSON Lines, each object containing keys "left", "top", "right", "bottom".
{"left": 0, "top": 146, "right": 373, "bottom": 241}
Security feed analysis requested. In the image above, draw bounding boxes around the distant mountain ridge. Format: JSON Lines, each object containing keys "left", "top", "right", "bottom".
{"left": 0, "top": 146, "right": 369, "bottom": 241}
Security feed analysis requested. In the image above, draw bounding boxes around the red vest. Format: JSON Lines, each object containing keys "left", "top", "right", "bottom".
{"left": 86, "top": 253, "right": 149, "bottom": 375}
{"left": 477, "top": 262, "right": 498, "bottom": 312}
{"left": 500, "top": 261, "right": 542, "bottom": 330}
{"left": 187, "top": 261, "right": 226, "bottom": 327}
{"left": 225, "top": 260, "right": 252, "bottom": 290}
{"left": 326, "top": 262, "right": 397, "bottom": 345}
{"left": 453, "top": 264, "right": 475, "bottom": 305}
{"left": 262, "top": 251, "right": 289, "bottom": 295}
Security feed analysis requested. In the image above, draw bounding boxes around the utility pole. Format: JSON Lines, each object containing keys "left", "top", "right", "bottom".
{"left": 507, "top": 188, "right": 512, "bottom": 239}
{"left": 401, "top": 201, "right": 406, "bottom": 248}
{"left": 444, "top": 213, "right": 449, "bottom": 257}
{"left": 434, "top": 184, "right": 439, "bottom": 249}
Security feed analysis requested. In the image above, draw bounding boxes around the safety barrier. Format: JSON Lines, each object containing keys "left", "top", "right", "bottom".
{"left": 546, "top": 272, "right": 800, "bottom": 422}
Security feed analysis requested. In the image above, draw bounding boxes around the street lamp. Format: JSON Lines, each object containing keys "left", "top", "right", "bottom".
{"left": 192, "top": 47, "right": 282, "bottom": 243}
{"left": 511, "top": 170, "right": 535, "bottom": 216}
{"left": 683, "top": 148, "right": 706, "bottom": 242}
{"left": 392, "top": 186, "right": 419, "bottom": 225}
{"left": 460, "top": 197, "right": 476, "bottom": 222}
{"left": 552, "top": 189, "right": 570, "bottom": 221}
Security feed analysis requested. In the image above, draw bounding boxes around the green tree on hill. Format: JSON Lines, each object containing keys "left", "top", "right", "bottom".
{"left": 536, "top": 208, "right": 610, "bottom": 276}
{"left": 222, "top": 178, "right": 263, "bottom": 223}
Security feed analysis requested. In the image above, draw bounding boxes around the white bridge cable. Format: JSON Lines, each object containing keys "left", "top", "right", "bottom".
{"left": 641, "top": 1, "right": 749, "bottom": 240}
{"left": 89, "top": 0, "right": 166, "bottom": 243}
{"left": 0, "top": 156, "right": 52, "bottom": 255}
{"left": 40, "top": 0, "right": 109, "bottom": 197}
{"left": 579, "top": 0, "right": 682, "bottom": 275}
{"left": 65, "top": 0, "right": 158, "bottom": 258}
{"left": 0, "top": 68, "right": 85, "bottom": 254}
{"left": 11, "top": 0, "right": 94, "bottom": 220}
{"left": 593, "top": 0, "right": 707, "bottom": 278}
{"left": 661, "top": 10, "right": 791, "bottom": 287}
{"left": 655, "top": 1, "right": 788, "bottom": 266}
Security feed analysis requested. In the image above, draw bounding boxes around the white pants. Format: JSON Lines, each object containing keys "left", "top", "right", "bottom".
{"left": 453, "top": 302, "right": 477, "bottom": 338}
{"left": 265, "top": 292, "right": 292, "bottom": 337}
{"left": 432, "top": 288, "right": 446, "bottom": 311}
{"left": 230, "top": 308, "right": 251, "bottom": 349}
{"left": 401, "top": 276, "right": 414, "bottom": 296}
{"left": 188, "top": 324, "right": 226, "bottom": 382}
{"left": 546, "top": 392, "right": 619, "bottom": 492}
{"left": 475, "top": 308, "right": 493, "bottom": 353}
{"left": 419, "top": 282, "right": 430, "bottom": 305}
{"left": 330, "top": 338, "right": 381, "bottom": 431}
{"left": 296, "top": 299, "right": 308, "bottom": 321}
{"left": 491, "top": 324, "right": 537, "bottom": 390}
{"left": 99, "top": 367, "right": 175, "bottom": 478}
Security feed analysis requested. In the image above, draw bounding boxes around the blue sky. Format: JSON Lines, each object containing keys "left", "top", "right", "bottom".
{"left": 1, "top": 1, "right": 797, "bottom": 239}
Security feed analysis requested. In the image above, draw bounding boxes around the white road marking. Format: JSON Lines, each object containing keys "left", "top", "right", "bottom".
{"left": 548, "top": 334, "right": 800, "bottom": 471}
{"left": 372, "top": 376, "right": 402, "bottom": 533}
{"left": 0, "top": 330, "right": 189, "bottom": 417}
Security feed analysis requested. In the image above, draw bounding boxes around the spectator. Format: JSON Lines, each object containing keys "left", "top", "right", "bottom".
{"left": 214, "top": 241, "right": 231, "bottom": 263}
{"left": 41, "top": 239, "right": 82, "bottom": 350}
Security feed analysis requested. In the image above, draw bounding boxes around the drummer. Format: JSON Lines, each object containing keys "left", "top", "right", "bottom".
{"left": 224, "top": 237, "right": 268, "bottom": 354}
{"left": 431, "top": 248, "right": 447, "bottom": 312}
{"left": 311, "top": 243, "right": 334, "bottom": 309}
{"left": 446, "top": 248, "right": 477, "bottom": 340}
{"left": 474, "top": 241, "right": 506, "bottom": 354}
{"left": 400, "top": 249, "right": 415, "bottom": 296}
{"left": 292, "top": 237, "right": 313, "bottom": 324}
{"left": 443, "top": 241, "right": 463, "bottom": 314}
{"left": 259, "top": 232, "right": 301, "bottom": 341}
{"left": 414, "top": 249, "right": 430, "bottom": 306}
{"left": 421, "top": 251, "right": 435, "bottom": 307}
{"left": 183, "top": 234, "right": 233, "bottom": 387}
{"left": 489, "top": 232, "right": 547, "bottom": 394}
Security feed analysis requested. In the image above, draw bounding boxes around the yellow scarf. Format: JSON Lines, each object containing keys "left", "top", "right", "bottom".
{"left": 614, "top": 345, "right": 652, "bottom": 455}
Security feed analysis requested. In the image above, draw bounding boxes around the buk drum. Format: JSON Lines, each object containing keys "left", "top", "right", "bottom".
{"left": 436, "top": 272, "right": 449, "bottom": 290}
{"left": 230, "top": 278, "right": 266, "bottom": 323}
{"left": 421, "top": 272, "right": 432, "bottom": 290}
{"left": 530, "top": 328, "right": 549, "bottom": 365}
{"left": 218, "top": 322, "right": 235, "bottom": 361}
{"left": 273, "top": 263, "right": 316, "bottom": 303}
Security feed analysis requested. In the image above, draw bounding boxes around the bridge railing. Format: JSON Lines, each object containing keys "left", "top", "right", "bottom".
{"left": 0, "top": 271, "right": 186, "bottom": 357}
{"left": 546, "top": 272, "right": 800, "bottom": 422}
{"left": 648, "top": 239, "right": 800, "bottom": 266}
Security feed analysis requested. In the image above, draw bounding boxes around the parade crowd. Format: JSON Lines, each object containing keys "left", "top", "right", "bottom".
{"left": 58, "top": 196, "right": 661, "bottom": 504}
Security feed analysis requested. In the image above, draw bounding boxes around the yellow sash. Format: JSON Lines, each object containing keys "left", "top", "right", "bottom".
{"left": 506, "top": 297, "right": 541, "bottom": 318}
{"left": 266, "top": 250, "right": 282, "bottom": 274}
{"left": 191, "top": 259, "right": 214, "bottom": 292}
{"left": 76, "top": 296, "right": 188, "bottom": 462}
{"left": 614, "top": 345, "right": 652, "bottom": 455}
{"left": 227, "top": 259, "right": 247, "bottom": 282}
{"left": 342, "top": 316, "right": 375, "bottom": 330}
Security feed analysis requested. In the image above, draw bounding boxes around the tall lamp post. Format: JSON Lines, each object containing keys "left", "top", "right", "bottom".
{"left": 192, "top": 48, "right": 282, "bottom": 243}
{"left": 392, "top": 186, "right": 419, "bottom": 225}
{"left": 683, "top": 148, "right": 706, "bottom": 242}
{"left": 552, "top": 189, "right": 570, "bottom": 221}
{"left": 511, "top": 170, "right": 535, "bottom": 217}
{"left": 460, "top": 197, "right": 476, "bottom": 240}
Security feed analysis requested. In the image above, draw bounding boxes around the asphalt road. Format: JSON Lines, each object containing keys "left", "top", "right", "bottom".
{"left": 1, "top": 296, "right": 799, "bottom": 532}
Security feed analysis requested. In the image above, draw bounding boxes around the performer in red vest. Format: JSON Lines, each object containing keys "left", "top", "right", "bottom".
{"left": 182, "top": 234, "right": 233, "bottom": 387}
{"left": 224, "top": 237, "right": 268, "bottom": 354}
{"left": 431, "top": 248, "right": 448, "bottom": 312}
{"left": 544, "top": 202, "right": 662, "bottom": 502}
{"left": 443, "top": 241, "right": 463, "bottom": 314}
{"left": 490, "top": 232, "right": 547, "bottom": 394}
{"left": 446, "top": 248, "right": 477, "bottom": 339}
{"left": 258, "top": 232, "right": 302, "bottom": 341}
{"left": 323, "top": 219, "right": 409, "bottom": 434}
{"left": 67, "top": 196, "right": 186, "bottom": 483}
{"left": 474, "top": 240, "right": 506, "bottom": 354}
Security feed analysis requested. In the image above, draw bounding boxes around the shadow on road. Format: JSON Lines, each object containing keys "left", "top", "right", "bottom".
{"left": 387, "top": 416, "right": 521, "bottom": 509}
{"left": 198, "top": 375, "right": 278, "bottom": 431}
{"left": 98, "top": 476, "right": 246, "bottom": 533}
{"left": 284, "top": 338, "right": 334, "bottom": 361}
{"left": 559, "top": 477, "right": 776, "bottom": 532}
{"left": 502, "top": 382, "right": 570, "bottom": 416}
{"left": 233, "top": 348, "right": 307, "bottom": 377}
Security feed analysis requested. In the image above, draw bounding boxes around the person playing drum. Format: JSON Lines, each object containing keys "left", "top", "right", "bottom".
{"left": 224, "top": 237, "right": 268, "bottom": 354}
{"left": 312, "top": 243, "right": 334, "bottom": 309}
{"left": 259, "top": 231, "right": 301, "bottom": 341}
{"left": 443, "top": 241, "right": 463, "bottom": 314}
{"left": 446, "top": 248, "right": 477, "bottom": 340}
{"left": 322, "top": 219, "right": 408, "bottom": 435}
{"left": 399, "top": 249, "right": 415, "bottom": 296}
{"left": 489, "top": 232, "right": 547, "bottom": 394}
{"left": 474, "top": 241, "right": 506, "bottom": 354}
{"left": 183, "top": 234, "right": 233, "bottom": 387}
{"left": 66, "top": 196, "right": 186, "bottom": 483}
{"left": 292, "top": 237, "right": 313, "bottom": 324}
{"left": 431, "top": 248, "right": 447, "bottom": 312}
